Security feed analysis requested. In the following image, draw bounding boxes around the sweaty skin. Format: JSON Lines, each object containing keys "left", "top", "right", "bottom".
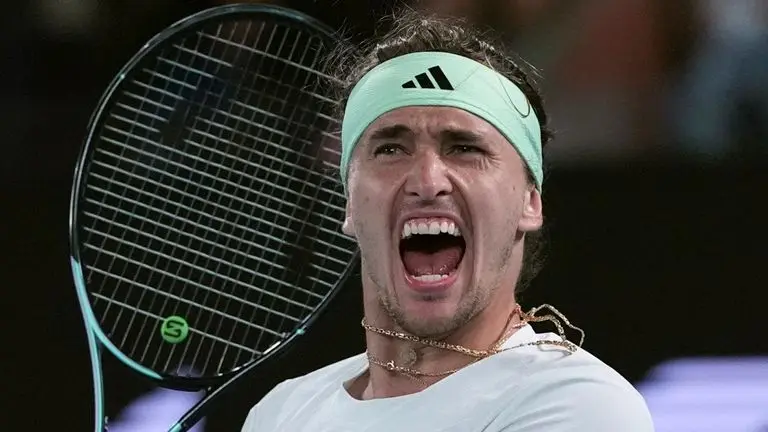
{"left": 342, "top": 106, "right": 543, "bottom": 399}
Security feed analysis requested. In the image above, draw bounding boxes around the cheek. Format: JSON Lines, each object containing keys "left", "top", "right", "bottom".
{"left": 347, "top": 161, "right": 404, "bottom": 243}
{"left": 351, "top": 193, "right": 391, "bottom": 282}
{"left": 474, "top": 180, "right": 524, "bottom": 236}
{"left": 349, "top": 186, "right": 385, "bottom": 244}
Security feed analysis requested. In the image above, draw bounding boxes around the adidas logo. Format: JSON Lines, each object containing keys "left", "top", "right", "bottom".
{"left": 401, "top": 66, "right": 454, "bottom": 90}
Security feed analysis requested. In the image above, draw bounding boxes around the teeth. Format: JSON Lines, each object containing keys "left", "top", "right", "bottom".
{"left": 428, "top": 222, "right": 440, "bottom": 235}
{"left": 412, "top": 274, "right": 449, "bottom": 282}
{"left": 401, "top": 218, "right": 463, "bottom": 239}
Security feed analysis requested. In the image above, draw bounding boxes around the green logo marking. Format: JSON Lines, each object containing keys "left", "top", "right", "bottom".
{"left": 160, "top": 316, "right": 189, "bottom": 344}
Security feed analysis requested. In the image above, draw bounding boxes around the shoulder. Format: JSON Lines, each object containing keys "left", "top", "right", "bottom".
{"left": 524, "top": 339, "right": 641, "bottom": 392}
{"left": 492, "top": 335, "right": 654, "bottom": 431}
{"left": 240, "top": 353, "right": 366, "bottom": 431}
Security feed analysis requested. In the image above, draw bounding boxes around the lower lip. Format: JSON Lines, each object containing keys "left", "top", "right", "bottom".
{"left": 403, "top": 269, "right": 460, "bottom": 294}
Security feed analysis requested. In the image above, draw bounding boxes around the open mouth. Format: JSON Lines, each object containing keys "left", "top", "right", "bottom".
{"left": 399, "top": 218, "right": 466, "bottom": 283}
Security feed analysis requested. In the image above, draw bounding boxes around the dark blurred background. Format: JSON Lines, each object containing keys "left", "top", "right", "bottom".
{"left": 5, "top": 0, "right": 767, "bottom": 431}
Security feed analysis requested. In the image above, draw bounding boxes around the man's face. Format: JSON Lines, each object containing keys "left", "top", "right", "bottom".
{"left": 344, "top": 106, "right": 542, "bottom": 337}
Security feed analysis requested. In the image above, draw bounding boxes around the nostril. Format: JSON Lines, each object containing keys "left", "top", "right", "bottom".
{"left": 403, "top": 158, "right": 453, "bottom": 199}
{"left": 404, "top": 179, "right": 453, "bottom": 200}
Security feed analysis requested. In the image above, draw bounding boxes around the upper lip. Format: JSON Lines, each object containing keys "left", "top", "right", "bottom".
{"left": 395, "top": 210, "right": 469, "bottom": 240}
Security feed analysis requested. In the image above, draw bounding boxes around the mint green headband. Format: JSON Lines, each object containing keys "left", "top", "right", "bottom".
{"left": 340, "top": 51, "right": 543, "bottom": 191}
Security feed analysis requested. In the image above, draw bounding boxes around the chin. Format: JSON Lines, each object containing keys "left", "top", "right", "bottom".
{"left": 385, "top": 214, "right": 477, "bottom": 336}
{"left": 389, "top": 282, "right": 476, "bottom": 338}
{"left": 394, "top": 308, "right": 463, "bottom": 338}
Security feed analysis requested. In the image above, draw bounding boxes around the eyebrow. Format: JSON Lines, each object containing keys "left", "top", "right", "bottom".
{"left": 368, "top": 124, "right": 412, "bottom": 141}
{"left": 367, "top": 125, "right": 485, "bottom": 144}
{"left": 439, "top": 128, "right": 484, "bottom": 144}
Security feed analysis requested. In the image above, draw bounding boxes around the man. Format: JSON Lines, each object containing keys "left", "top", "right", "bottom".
{"left": 241, "top": 9, "right": 654, "bottom": 432}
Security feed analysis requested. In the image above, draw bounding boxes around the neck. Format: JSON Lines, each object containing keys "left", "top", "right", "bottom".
{"left": 355, "top": 284, "right": 522, "bottom": 400}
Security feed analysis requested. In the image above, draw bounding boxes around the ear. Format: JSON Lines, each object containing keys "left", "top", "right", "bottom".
{"left": 518, "top": 186, "right": 543, "bottom": 232}
{"left": 342, "top": 200, "right": 356, "bottom": 237}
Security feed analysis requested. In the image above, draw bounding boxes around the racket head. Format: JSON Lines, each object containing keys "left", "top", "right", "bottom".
{"left": 69, "top": 3, "right": 358, "bottom": 391}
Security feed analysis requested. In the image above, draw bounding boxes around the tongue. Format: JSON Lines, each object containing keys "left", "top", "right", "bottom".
{"left": 402, "top": 245, "right": 462, "bottom": 276}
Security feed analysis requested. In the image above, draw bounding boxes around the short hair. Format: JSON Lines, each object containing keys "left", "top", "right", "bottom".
{"left": 328, "top": 8, "right": 553, "bottom": 294}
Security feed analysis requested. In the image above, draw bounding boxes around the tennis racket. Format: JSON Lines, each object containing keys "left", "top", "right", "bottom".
{"left": 68, "top": 4, "right": 358, "bottom": 431}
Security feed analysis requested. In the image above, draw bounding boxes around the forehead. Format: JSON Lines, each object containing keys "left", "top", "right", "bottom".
{"left": 362, "top": 106, "right": 500, "bottom": 140}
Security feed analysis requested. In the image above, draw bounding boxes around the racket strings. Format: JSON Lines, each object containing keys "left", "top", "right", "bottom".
{"left": 181, "top": 20, "right": 345, "bottom": 371}
{"left": 93, "top": 40, "right": 188, "bottom": 354}
{"left": 81, "top": 215, "right": 319, "bottom": 312}
{"left": 175, "top": 19, "right": 270, "bottom": 374}
{"left": 134, "top": 22, "right": 236, "bottom": 370}
{"left": 84, "top": 171, "right": 350, "bottom": 270}
{"left": 79, "top": 17, "right": 357, "bottom": 378}
{"left": 89, "top": 138, "right": 343, "bottom": 244}
{"left": 211, "top": 23, "right": 328, "bottom": 368}
{"left": 184, "top": 19, "right": 331, "bottom": 374}
{"left": 119, "top": 23, "right": 232, "bottom": 368}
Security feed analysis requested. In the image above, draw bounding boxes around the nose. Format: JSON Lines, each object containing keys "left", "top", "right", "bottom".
{"left": 403, "top": 149, "right": 453, "bottom": 200}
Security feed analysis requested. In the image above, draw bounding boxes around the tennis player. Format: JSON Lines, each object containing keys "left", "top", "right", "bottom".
{"left": 241, "top": 10, "right": 654, "bottom": 432}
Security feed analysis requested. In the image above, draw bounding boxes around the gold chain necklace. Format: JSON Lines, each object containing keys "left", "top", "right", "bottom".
{"left": 365, "top": 354, "right": 479, "bottom": 381}
{"left": 366, "top": 339, "right": 578, "bottom": 382}
{"left": 361, "top": 304, "right": 525, "bottom": 358}
{"left": 362, "top": 304, "right": 585, "bottom": 381}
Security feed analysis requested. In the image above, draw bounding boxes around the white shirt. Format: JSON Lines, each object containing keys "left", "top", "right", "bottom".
{"left": 241, "top": 325, "right": 655, "bottom": 432}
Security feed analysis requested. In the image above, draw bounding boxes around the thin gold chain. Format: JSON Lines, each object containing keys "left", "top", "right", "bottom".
{"left": 523, "top": 304, "right": 586, "bottom": 347}
{"left": 362, "top": 303, "right": 584, "bottom": 380}
{"left": 366, "top": 339, "right": 578, "bottom": 382}
{"left": 361, "top": 304, "right": 525, "bottom": 358}
{"left": 366, "top": 354, "right": 479, "bottom": 380}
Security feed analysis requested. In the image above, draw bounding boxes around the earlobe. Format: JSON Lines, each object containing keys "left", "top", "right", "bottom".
{"left": 518, "top": 187, "right": 544, "bottom": 232}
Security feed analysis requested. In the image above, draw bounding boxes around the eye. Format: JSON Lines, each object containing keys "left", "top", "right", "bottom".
{"left": 373, "top": 143, "right": 404, "bottom": 156}
{"left": 450, "top": 144, "right": 484, "bottom": 154}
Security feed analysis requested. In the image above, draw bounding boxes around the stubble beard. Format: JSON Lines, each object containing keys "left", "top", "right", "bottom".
{"left": 357, "top": 235, "right": 478, "bottom": 338}
{"left": 383, "top": 228, "right": 518, "bottom": 339}
{"left": 362, "top": 223, "right": 520, "bottom": 340}
{"left": 379, "top": 285, "right": 482, "bottom": 338}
